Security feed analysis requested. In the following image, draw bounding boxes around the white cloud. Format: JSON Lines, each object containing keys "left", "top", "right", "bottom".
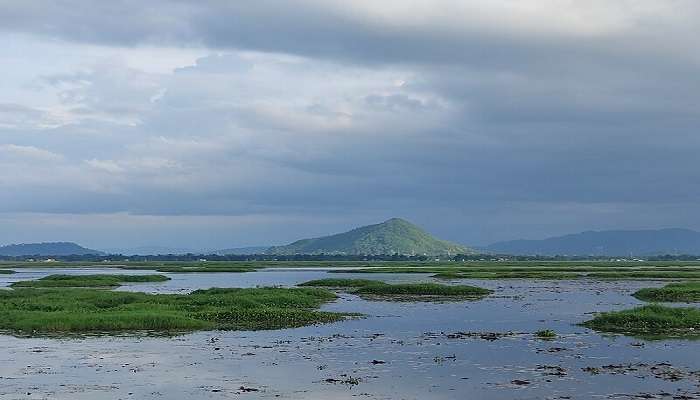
{"left": 0, "top": 144, "right": 63, "bottom": 161}
{"left": 84, "top": 158, "right": 125, "bottom": 173}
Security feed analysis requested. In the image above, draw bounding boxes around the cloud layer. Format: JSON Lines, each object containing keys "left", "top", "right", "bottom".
{"left": 1, "top": 1, "right": 699, "bottom": 248}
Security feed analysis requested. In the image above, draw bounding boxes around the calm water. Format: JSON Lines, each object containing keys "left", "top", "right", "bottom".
{"left": 1, "top": 268, "right": 699, "bottom": 399}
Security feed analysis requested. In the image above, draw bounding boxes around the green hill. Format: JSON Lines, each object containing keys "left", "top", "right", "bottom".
{"left": 266, "top": 218, "right": 472, "bottom": 256}
{"left": 0, "top": 242, "right": 103, "bottom": 256}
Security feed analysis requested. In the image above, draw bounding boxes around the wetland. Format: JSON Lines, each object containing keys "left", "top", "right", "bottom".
{"left": 0, "top": 262, "right": 699, "bottom": 399}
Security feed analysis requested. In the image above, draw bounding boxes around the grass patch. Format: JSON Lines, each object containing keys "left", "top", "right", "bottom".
{"left": 356, "top": 283, "right": 492, "bottom": 297}
{"left": 535, "top": 329, "right": 557, "bottom": 339}
{"left": 585, "top": 271, "right": 700, "bottom": 280}
{"left": 298, "top": 279, "right": 492, "bottom": 300}
{"left": 339, "top": 266, "right": 700, "bottom": 280}
{"left": 0, "top": 269, "right": 14, "bottom": 274}
{"left": 432, "top": 271, "right": 581, "bottom": 280}
{"left": 119, "top": 264, "right": 257, "bottom": 273}
{"left": 153, "top": 267, "right": 255, "bottom": 273}
{"left": 0, "top": 287, "right": 344, "bottom": 334}
{"left": 10, "top": 274, "right": 170, "bottom": 288}
{"left": 582, "top": 304, "right": 700, "bottom": 335}
{"left": 299, "top": 278, "right": 383, "bottom": 288}
{"left": 633, "top": 282, "right": 700, "bottom": 302}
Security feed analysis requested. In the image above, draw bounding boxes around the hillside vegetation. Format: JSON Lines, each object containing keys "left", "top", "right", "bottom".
{"left": 267, "top": 218, "right": 471, "bottom": 256}
{"left": 0, "top": 242, "right": 103, "bottom": 256}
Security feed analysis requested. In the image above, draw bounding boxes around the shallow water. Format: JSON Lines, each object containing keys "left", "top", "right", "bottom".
{"left": 1, "top": 268, "right": 699, "bottom": 399}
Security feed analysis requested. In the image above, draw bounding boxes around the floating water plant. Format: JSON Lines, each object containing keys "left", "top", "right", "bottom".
{"left": 633, "top": 282, "right": 700, "bottom": 302}
{"left": 535, "top": 329, "right": 557, "bottom": 339}
{"left": 300, "top": 278, "right": 491, "bottom": 298}
{"left": 0, "top": 287, "right": 344, "bottom": 334}
{"left": 10, "top": 274, "right": 170, "bottom": 288}
{"left": 582, "top": 304, "right": 700, "bottom": 335}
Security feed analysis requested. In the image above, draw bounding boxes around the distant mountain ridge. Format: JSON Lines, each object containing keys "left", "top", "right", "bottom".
{"left": 102, "top": 246, "right": 270, "bottom": 256}
{"left": 266, "top": 218, "right": 472, "bottom": 256}
{"left": 0, "top": 242, "right": 103, "bottom": 256}
{"left": 486, "top": 228, "right": 700, "bottom": 256}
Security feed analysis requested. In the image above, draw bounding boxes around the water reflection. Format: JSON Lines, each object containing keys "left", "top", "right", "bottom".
{"left": 1, "top": 268, "right": 699, "bottom": 399}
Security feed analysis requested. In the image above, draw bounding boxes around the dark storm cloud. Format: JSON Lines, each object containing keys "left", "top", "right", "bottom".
{"left": 1, "top": 1, "right": 700, "bottom": 247}
{"left": 2, "top": 1, "right": 695, "bottom": 68}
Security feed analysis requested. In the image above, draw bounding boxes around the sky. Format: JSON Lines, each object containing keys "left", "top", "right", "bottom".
{"left": 1, "top": 1, "right": 699, "bottom": 250}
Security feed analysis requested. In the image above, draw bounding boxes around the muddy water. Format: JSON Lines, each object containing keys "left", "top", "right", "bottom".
{"left": 1, "top": 269, "right": 699, "bottom": 399}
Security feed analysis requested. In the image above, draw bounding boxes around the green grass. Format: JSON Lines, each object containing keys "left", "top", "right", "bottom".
{"left": 356, "top": 282, "right": 492, "bottom": 297}
{"left": 535, "top": 329, "right": 557, "bottom": 338}
{"left": 0, "top": 287, "right": 344, "bottom": 334}
{"left": 0, "top": 269, "right": 14, "bottom": 274}
{"left": 153, "top": 267, "right": 255, "bottom": 273}
{"left": 585, "top": 271, "right": 700, "bottom": 280}
{"left": 352, "top": 266, "right": 700, "bottom": 280}
{"left": 6, "top": 260, "right": 700, "bottom": 280}
{"left": 299, "top": 278, "right": 383, "bottom": 288}
{"left": 633, "top": 282, "right": 700, "bottom": 302}
{"left": 10, "top": 274, "right": 170, "bottom": 288}
{"left": 298, "top": 278, "right": 492, "bottom": 300}
{"left": 118, "top": 264, "right": 258, "bottom": 273}
{"left": 582, "top": 304, "right": 700, "bottom": 335}
{"left": 432, "top": 271, "right": 581, "bottom": 280}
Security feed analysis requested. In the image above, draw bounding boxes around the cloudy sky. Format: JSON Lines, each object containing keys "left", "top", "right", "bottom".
{"left": 1, "top": 1, "right": 699, "bottom": 250}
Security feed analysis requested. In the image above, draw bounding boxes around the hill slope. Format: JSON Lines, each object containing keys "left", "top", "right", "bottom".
{"left": 0, "top": 242, "right": 103, "bottom": 256}
{"left": 486, "top": 228, "right": 700, "bottom": 256}
{"left": 266, "top": 218, "right": 472, "bottom": 256}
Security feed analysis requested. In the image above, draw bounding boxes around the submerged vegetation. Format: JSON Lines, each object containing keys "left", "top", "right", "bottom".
{"left": 299, "top": 278, "right": 492, "bottom": 299}
{"left": 582, "top": 304, "right": 700, "bottom": 335}
{"left": 10, "top": 274, "right": 170, "bottom": 288}
{"left": 0, "top": 287, "right": 343, "bottom": 334}
{"left": 633, "top": 282, "right": 700, "bottom": 302}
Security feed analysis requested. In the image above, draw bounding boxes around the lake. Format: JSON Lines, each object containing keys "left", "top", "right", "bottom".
{"left": 1, "top": 268, "right": 699, "bottom": 399}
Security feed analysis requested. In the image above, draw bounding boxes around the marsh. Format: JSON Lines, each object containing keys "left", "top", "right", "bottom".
{"left": 1, "top": 267, "right": 699, "bottom": 399}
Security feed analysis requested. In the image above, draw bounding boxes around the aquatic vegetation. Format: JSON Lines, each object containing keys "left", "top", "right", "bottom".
{"left": 299, "top": 279, "right": 492, "bottom": 299}
{"left": 633, "top": 282, "right": 700, "bottom": 302}
{"left": 299, "top": 278, "right": 384, "bottom": 288}
{"left": 356, "top": 283, "right": 492, "bottom": 297}
{"left": 119, "top": 264, "right": 258, "bottom": 273}
{"left": 585, "top": 271, "right": 700, "bottom": 280}
{"left": 152, "top": 267, "right": 256, "bottom": 273}
{"left": 6, "top": 259, "right": 700, "bottom": 282}
{"left": 535, "top": 329, "right": 557, "bottom": 339}
{"left": 582, "top": 304, "right": 700, "bottom": 335}
{"left": 334, "top": 264, "right": 700, "bottom": 280}
{"left": 0, "top": 287, "right": 343, "bottom": 334}
{"left": 431, "top": 271, "right": 463, "bottom": 279}
{"left": 432, "top": 271, "right": 580, "bottom": 280}
{"left": 10, "top": 274, "right": 170, "bottom": 288}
